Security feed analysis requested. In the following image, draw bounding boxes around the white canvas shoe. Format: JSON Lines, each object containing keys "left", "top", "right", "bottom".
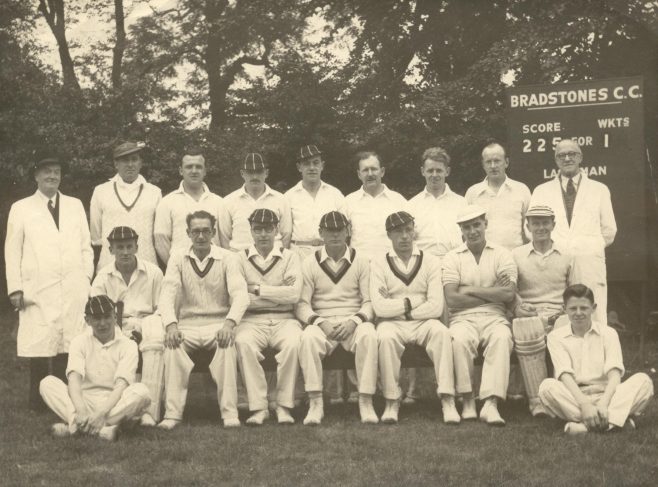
{"left": 98, "top": 425, "right": 119, "bottom": 441}
{"left": 303, "top": 397, "right": 324, "bottom": 426}
{"left": 461, "top": 397, "right": 477, "bottom": 420}
{"left": 381, "top": 399, "right": 400, "bottom": 424}
{"left": 246, "top": 409, "right": 269, "bottom": 426}
{"left": 479, "top": 398, "right": 505, "bottom": 426}
{"left": 157, "top": 419, "right": 181, "bottom": 430}
{"left": 276, "top": 406, "right": 295, "bottom": 425}
{"left": 441, "top": 396, "right": 461, "bottom": 424}
{"left": 359, "top": 394, "right": 379, "bottom": 424}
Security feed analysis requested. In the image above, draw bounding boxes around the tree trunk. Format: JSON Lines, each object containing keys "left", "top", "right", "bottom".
{"left": 38, "top": 0, "right": 81, "bottom": 94}
{"left": 112, "top": 0, "right": 126, "bottom": 91}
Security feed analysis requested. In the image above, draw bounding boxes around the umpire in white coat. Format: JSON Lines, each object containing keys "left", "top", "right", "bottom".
{"left": 529, "top": 139, "right": 617, "bottom": 325}
{"left": 5, "top": 151, "right": 93, "bottom": 409}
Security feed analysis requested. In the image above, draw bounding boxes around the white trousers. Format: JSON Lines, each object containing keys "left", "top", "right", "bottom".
{"left": 162, "top": 323, "right": 239, "bottom": 421}
{"left": 538, "top": 374, "right": 654, "bottom": 427}
{"left": 234, "top": 319, "right": 302, "bottom": 411}
{"left": 378, "top": 319, "right": 455, "bottom": 400}
{"left": 40, "top": 376, "right": 150, "bottom": 427}
{"left": 450, "top": 313, "right": 512, "bottom": 400}
{"left": 299, "top": 319, "right": 377, "bottom": 395}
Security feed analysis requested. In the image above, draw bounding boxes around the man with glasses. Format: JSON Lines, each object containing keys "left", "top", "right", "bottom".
{"left": 530, "top": 139, "right": 616, "bottom": 325}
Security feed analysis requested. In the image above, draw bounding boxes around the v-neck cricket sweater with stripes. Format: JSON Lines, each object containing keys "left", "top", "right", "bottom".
{"left": 296, "top": 248, "right": 373, "bottom": 326}
{"left": 159, "top": 245, "right": 249, "bottom": 328}
{"left": 238, "top": 247, "right": 302, "bottom": 320}
{"left": 370, "top": 250, "right": 444, "bottom": 321}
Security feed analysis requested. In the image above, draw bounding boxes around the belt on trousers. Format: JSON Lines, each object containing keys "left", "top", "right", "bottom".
{"left": 292, "top": 239, "right": 323, "bottom": 246}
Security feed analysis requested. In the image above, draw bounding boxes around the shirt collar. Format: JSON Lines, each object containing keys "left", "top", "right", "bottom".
{"left": 422, "top": 184, "right": 453, "bottom": 199}
{"left": 240, "top": 184, "right": 274, "bottom": 199}
{"left": 527, "top": 241, "right": 562, "bottom": 257}
{"left": 108, "top": 257, "right": 146, "bottom": 278}
{"left": 388, "top": 245, "right": 421, "bottom": 259}
{"left": 112, "top": 174, "right": 146, "bottom": 188}
{"left": 36, "top": 190, "right": 59, "bottom": 205}
{"left": 455, "top": 241, "right": 495, "bottom": 253}
{"left": 187, "top": 244, "right": 223, "bottom": 264}
{"left": 320, "top": 245, "right": 352, "bottom": 264}
{"left": 559, "top": 320, "right": 602, "bottom": 338}
{"left": 88, "top": 326, "right": 125, "bottom": 348}
{"left": 359, "top": 184, "right": 392, "bottom": 199}
{"left": 174, "top": 181, "right": 210, "bottom": 197}
{"left": 292, "top": 180, "right": 327, "bottom": 193}
{"left": 247, "top": 245, "right": 282, "bottom": 261}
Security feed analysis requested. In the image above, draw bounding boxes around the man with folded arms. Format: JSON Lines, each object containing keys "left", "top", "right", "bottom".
{"left": 232, "top": 209, "right": 303, "bottom": 425}
{"left": 158, "top": 210, "right": 249, "bottom": 429}
{"left": 539, "top": 284, "right": 653, "bottom": 434}
{"left": 443, "top": 205, "right": 517, "bottom": 426}
{"left": 511, "top": 205, "right": 574, "bottom": 417}
{"left": 39, "top": 295, "right": 151, "bottom": 441}
{"left": 90, "top": 226, "right": 165, "bottom": 425}
{"left": 372, "top": 211, "right": 459, "bottom": 424}
{"left": 297, "top": 211, "right": 378, "bottom": 425}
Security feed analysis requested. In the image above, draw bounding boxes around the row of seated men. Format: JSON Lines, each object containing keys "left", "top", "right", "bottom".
{"left": 37, "top": 206, "right": 653, "bottom": 440}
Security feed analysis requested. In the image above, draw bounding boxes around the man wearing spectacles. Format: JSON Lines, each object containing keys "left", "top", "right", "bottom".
{"left": 529, "top": 139, "right": 617, "bottom": 325}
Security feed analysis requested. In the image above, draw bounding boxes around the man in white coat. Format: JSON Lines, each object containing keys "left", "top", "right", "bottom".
{"left": 90, "top": 141, "right": 162, "bottom": 270}
{"left": 529, "top": 139, "right": 617, "bottom": 325}
{"left": 5, "top": 151, "right": 93, "bottom": 410}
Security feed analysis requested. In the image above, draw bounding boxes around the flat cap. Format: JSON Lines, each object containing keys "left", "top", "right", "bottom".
{"left": 319, "top": 211, "right": 349, "bottom": 230}
{"left": 248, "top": 208, "right": 279, "bottom": 225}
{"left": 242, "top": 153, "right": 267, "bottom": 171}
{"left": 85, "top": 295, "right": 115, "bottom": 317}
{"left": 456, "top": 205, "right": 487, "bottom": 224}
{"left": 113, "top": 141, "right": 146, "bottom": 159}
{"left": 298, "top": 145, "right": 322, "bottom": 161}
{"left": 385, "top": 211, "right": 415, "bottom": 232}
{"left": 525, "top": 205, "right": 555, "bottom": 218}
{"left": 107, "top": 226, "right": 139, "bottom": 241}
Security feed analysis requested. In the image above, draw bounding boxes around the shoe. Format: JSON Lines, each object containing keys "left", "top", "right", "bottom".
{"left": 157, "top": 419, "right": 181, "bottom": 430}
{"left": 347, "top": 391, "right": 359, "bottom": 404}
{"left": 530, "top": 402, "right": 549, "bottom": 418}
{"left": 303, "top": 397, "right": 324, "bottom": 426}
{"left": 461, "top": 397, "right": 477, "bottom": 420}
{"left": 50, "top": 423, "right": 72, "bottom": 438}
{"left": 140, "top": 413, "right": 157, "bottom": 427}
{"left": 381, "top": 399, "right": 400, "bottom": 424}
{"left": 98, "top": 425, "right": 119, "bottom": 441}
{"left": 441, "top": 396, "right": 461, "bottom": 425}
{"left": 276, "top": 406, "right": 295, "bottom": 425}
{"left": 246, "top": 409, "right": 269, "bottom": 426}
{"left": 608, "top": 418, "right": 636, "bottom": 432}
{"left": 564, "top": 422, "right": 588, "bottom": 435}
{"left": 358, "top": 394, "right": 379, "bottom": 424}
{"left": 480, "top": 398, "right": 505, "bottom": 426}
{"left": 223, "top": 418, "right": 241, "bottom": 428}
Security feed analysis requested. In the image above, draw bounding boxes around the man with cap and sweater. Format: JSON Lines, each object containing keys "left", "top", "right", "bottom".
{"left": 158, "top": 210, "right": 250, "bottom": 429}
{"left": 154, "top": 148, "right": 224, "bottom": 265}
{"left": 511, "top": 205, "right": 575, "bottom": 416}
{"left": 230, "top": 208, "right": 303, "bottom": 425}
{"left": 297, "top": 211, "right": 378, "bottom": 425}
{"left": 465, "top": 143, "right": 530, "bottom": 250}
{"left": 284, "top": 145, "right": 344, "bottom": 257}
{"left": 90, "top": 141, "right": 162, "bottom": 270}
{"left": 344, "top": 151, "right": 407, "bottom": 262}
{"left": 218, "top": 153, "right": 292, "bottom": 252}
{"left": 443, "top": 205, "right": 517, "bottom": 425}
{"left": 529, "top": 139, "right": 616, "bottom": 326}
{"left": 5, "top": 150, "right": 93, "bottom": 410}
{"left": 39, "top": 295, "right": 151, "bottom": 441}
{"left": 90, "top": 226, "right": 165, "bottom": 425}
{"left": 371, "top": 211, "right": 459, "bottom": 424}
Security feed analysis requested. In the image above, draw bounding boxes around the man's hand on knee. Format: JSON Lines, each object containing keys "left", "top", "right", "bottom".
{"left": 216, "top": 319, "right": 236, "bottom": 348}
{"left": 164, "top": 323, "right": 184, "bottom": 349}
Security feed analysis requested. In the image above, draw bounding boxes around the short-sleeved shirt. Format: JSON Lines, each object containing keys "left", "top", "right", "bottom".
{"left": 512, "top": 242, "right": 573, "bottom": 311}
{"left": 407, "top": 185, "right": 466, "bottom": 257}
{"left": 284, "top": 181, "right": 344, "bottom": 242}
{"left": 547, "top": 321, "right": 624, "bottom": 388}
{"left": 343, "top": 185, "right": 407, "bottom": 261}
{"left": 442, "top": 242, "right": 518, "bottom": 318}
{"left": 66, "top": 327, "right": 138, "bottom": 395}
{"left": 154, "top": 182, "right": 224, "bottom": 261}
{"left": 465, "top": 177, "right": 531, "bottom": 250}
{"left": 90, "top": 258, "right": 163, "bottom": 320}
{"left": 218, "top": 185, "right": 291, "bottom": 251}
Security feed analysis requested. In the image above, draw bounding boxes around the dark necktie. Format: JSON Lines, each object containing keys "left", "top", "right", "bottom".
{"left": 564, "top": 177, "right": 576, "bottom": 225}
{"left": 48, "top": 199, "right": 59, "bottom": 229}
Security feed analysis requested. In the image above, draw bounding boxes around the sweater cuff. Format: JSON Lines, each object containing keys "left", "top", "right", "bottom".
{"left": 308, "top": 314, "right": 322, "bottom": 326}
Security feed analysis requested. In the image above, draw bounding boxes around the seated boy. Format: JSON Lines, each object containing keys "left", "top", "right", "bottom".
{"left": 39, "top": 295, "right": 151, "bottom": 441}
{"left": 539, "top": 284, "right": 654, "bottom": 434}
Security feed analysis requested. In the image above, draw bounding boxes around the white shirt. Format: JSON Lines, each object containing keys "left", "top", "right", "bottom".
{"left": 407, "top": 185, "right": 466, "bottom": 257}
{"left": 36, "top": 190, "right": 58, "bottom": 208}
{"left": 319, "top": 245, "right": 353, "bottom": 272}
{"left": 559, "top": 172, "right": 582, "bottom": 192}
{"left": 387, "top": 245, "right": 421, "bottom": 273}
{"left": 465, "top": 176, "right": 531, "bottom": 250}
{"left": 246, "top": 245, "right": 283, "bottom": 267}
{"left": 154, "top": 182, "right": 224, "bottom": 263}
{"left": 343, "top": 185, "right": 407, "bottom": 261}
{"left": 284, "top": 181, "right": 344, "bottom": 242}
{"left": 218, "top": 184, "right": 292, "bottom": 251}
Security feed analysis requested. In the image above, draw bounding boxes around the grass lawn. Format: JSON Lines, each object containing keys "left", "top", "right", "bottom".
{"left": 1, "top": 317, "right": 657, "bottom": 487}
